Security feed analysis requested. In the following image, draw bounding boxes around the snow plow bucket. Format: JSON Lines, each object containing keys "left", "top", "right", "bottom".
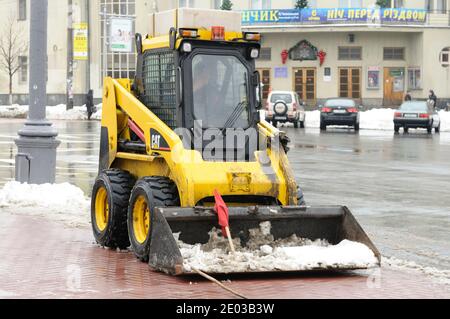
{"left": 148, "top": 206, "right": 381, "bottom": 276}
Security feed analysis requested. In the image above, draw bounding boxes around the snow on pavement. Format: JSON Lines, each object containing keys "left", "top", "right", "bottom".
{"left": 383, "top": 256, "right": 450, "bottom": 287}
{"left": 0, "top": 181, "right": 90, "bottom": 227}
{"left": 0, "top": 104, "right": 102, "bottom": 121}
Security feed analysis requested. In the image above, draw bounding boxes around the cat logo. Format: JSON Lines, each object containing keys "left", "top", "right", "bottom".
{"left": 150, "top": 129, "right": 170, "bottom": 151}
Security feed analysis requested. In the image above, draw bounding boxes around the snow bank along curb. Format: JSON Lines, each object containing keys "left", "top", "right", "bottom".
{"left": 0, "top": 181, "right": 90, "bottom": 227}
{"left": 2, "top": 104, "right": 449, "bottom": 132}
{"left": 177, "top": 222, "right": 379, "bottom": 273}
{"left": 0, "top": 104, "right": 102, "bottom": 121}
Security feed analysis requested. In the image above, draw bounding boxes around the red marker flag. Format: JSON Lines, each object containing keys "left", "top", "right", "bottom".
{"left": 213, "top": 189, "right": 229, "bottom": 238}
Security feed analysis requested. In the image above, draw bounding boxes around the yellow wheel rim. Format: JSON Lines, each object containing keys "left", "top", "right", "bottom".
{"left": 133, "top": 195, "right": 151, "bottom": 244}
{"left": 95, "top": 187, "right": 109, "bottom": 231}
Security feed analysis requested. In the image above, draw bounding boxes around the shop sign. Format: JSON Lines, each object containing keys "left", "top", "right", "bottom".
{"left": 323, "top": 67, "right": 331, "bottom": 82}
{"left": 242, "top": 8, "right": 426, "bottom": 25}
{"left": 367, "top": 66, "right": 380, "bottom": 90}
{"left": 73, "top": 23, "right": 88, "bottom": 61}
{"left": 274, "top": 67, "right": 288, "bottom": 78}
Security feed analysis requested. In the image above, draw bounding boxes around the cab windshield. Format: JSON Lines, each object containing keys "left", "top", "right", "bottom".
{"left": 192, "top": 54, "right": 250, "bottom": 129}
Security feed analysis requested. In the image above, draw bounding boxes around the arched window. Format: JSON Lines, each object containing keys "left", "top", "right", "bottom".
{"left": 440, "top": 47, "right": 449, "bottom": 66}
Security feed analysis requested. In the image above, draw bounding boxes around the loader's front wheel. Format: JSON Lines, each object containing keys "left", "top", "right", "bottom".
{"left": 128, "top": 177, "right": 180, "bottom": 262}
{"left": 91, "top": 169, "right": 135, "bottom": 249}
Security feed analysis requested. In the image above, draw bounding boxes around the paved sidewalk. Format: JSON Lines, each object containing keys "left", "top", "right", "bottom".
{"left": 0, "top": 214, "right": 448, "bottom": 299}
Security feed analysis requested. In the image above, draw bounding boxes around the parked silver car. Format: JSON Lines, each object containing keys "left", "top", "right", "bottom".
{"left": 265, "top": 91, "right": 306, "bottom": 128}
{"left": 393, "top": 101, "right": 440, "bottom": 134}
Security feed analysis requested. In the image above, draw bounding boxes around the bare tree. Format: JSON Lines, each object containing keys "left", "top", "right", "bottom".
{"left": 0, "top": 14, "right": 28, "bottom": 105}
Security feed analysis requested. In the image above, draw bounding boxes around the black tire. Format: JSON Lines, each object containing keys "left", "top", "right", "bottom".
{"left": 394, "top": 125, "right": 400, "bottom": 133}
{"left": 128, "top": 177, "right": 180, "bottom": 262}
{"left": 91, "top": 169, "right": 135, "bottom": 249}
{"left": 320, "top": 122, "right": 327, "bottom": 131}
{"left": 435, "top": 124, "right": 440, "bottom": 133}
{"left": 297, "top": 186, "right": 306, "bottom": 206}
{"left": 354, "top": 122, "right": 360, "bottom": 131}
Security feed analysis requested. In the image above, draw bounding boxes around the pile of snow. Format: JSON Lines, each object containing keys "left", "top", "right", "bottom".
{"left": 0, "top": 104, "right": 29, "bottom": 118}
{"left": 0, "top": 104, "right": 102, "bottom": 121}
{"left": 0, "top": 181, "right": 90, "bottom": 226}
{"left": 439, "top": 110, "right": 450, "bottom": 132}
{"left": 44, "top": 104, "right": 102, "bottom": 121}
{"left": 177, "top": 222, "right": 379, "bottom": 273}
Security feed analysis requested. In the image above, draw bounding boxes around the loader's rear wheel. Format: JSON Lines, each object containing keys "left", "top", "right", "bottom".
{"left": 128, "top": 177, "right": 180, "bottom": 262}
{"left": 91, "top": 169, "right": 135, "bottom": 249}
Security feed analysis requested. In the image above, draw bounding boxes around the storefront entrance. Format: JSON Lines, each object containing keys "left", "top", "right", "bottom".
{"left": 339, "top": 67, "right": 361, "bottom": 99}
{"left": 383, "top": 67, "right": 405, "bottom": 106}
{"left": 293, "top": 68, "right": 316, "bottom": 103}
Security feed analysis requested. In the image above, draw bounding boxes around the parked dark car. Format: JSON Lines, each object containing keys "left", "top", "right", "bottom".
{"left": 320, "top": 98, "right": 360, "bottom": 131}
{"left": 393, "top": 101, "right": 440, "bottom": 134}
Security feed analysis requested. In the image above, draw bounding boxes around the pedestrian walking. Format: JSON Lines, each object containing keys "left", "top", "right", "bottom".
{"left": 428, "top": 90, "right": 438, "bottom": 109}
{"left": 404, "top": 91, "right": 412, "bottom": 101}
{"left": 86, "top": 89, "right": 94, "bottom": 120}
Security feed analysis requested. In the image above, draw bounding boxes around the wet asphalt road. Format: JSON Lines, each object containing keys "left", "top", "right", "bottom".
{"left": 0, "top": 119, "right": 449, "bottom": 272}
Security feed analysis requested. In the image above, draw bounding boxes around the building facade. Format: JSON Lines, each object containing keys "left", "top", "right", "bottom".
{"left": 0, "top": 0, "right": 449, "bottom": 107}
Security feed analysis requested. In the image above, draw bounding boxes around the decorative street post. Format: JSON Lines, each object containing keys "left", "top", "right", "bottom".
{"left": 15, "top": 0, "right": 60, "bottom": 184}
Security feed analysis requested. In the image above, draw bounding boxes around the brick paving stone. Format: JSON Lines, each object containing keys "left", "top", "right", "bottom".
{"left": 0, "top": 214, "right": 448, "bottom": 299}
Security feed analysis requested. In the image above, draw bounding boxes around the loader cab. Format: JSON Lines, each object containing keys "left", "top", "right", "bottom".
{"left": 133, "top": 28, "right": 262, "bottom": 161}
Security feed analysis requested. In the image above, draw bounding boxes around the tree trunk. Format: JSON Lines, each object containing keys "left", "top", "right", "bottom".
{"left": 9, "top": 74, "right": 13, "bottom": 105}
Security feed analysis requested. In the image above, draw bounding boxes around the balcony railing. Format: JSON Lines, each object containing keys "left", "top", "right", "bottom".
{"left": 241, "top": 8, "right": 450, "bottom": 27}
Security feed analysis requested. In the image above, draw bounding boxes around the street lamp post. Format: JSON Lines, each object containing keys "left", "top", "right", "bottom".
{"left": 15, "top": 0, "right": 60, "bottom": 184}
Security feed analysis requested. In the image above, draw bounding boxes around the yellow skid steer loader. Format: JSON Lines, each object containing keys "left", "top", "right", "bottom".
{"left": 91, "top": 10, "right": 380, "bottom": 275}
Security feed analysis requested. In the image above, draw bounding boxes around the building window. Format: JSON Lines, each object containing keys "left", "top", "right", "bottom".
{"left": 436, "top": 0, "right": 447, "bottom": 13}
{"left": 440, "top": 47, "right": 450, "bottom": 66}
{"left": 407, "top": 68, "right": 421, "bottom": 90}
{"left": 259, "top": 48, "right": 272, "bottom": 61}
{"left": 18, "top": 0, "right": 27, "bottom": 21}
{"left": 251, "top": 0, "right": 271, "bottom": 10}
{"left": 18, "top": 56, "right": 28, "bottom": 83}
{"left": 100, "top": 0, "right": 136, "bottom": 85}
{"left": 213, "top": 0, "right": 223, "bottom": 9}
{"left": 179, "top": 0, "right": 196, "bottom": 7}
{"left": 339, "top": 68, "right": 361, "bottom": 99}
{"left": 392, "top": 0, "right": 404, "bottom": 8}
{"left": 338, "top": 0, "right": 362, "bottom": 8}
{"left": 384, "top": 47, "right": 405, "bottom": 60}
{"left": 338, "top": 47, "right": 362, "bottom": 60}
